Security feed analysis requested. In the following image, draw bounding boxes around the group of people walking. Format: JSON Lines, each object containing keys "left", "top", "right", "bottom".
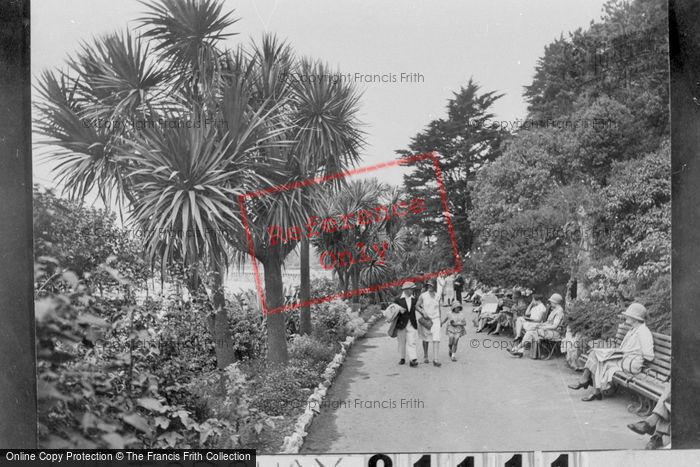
{"left": 385, "top": 275, "right": 467, "bottom": 367}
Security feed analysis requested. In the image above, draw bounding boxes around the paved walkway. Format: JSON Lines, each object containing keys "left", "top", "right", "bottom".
{"left": 302, "top": 303, "right": 647, "bottom": 453}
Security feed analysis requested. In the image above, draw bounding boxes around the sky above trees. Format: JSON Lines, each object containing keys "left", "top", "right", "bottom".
{"left": 32, "top": 0, "right": 609, "bottom": 188}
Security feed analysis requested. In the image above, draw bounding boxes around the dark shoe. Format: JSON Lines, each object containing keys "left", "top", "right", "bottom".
{"left": 568, "top": 380, "right": 591, "bottom": 390}
{"left": 645, "top": 434, "right": 664, "bottom": 450}
{"left": 475, "top": 329, "right": 483, "bottom": 333}
{"left": 409, "top": 360, "right": 418, "bottom": 367}
{"left": 399, "top": 358, "right": 406, "bottom": 365}
{"left": 509, "top": 349, "right": 523, "bottom": 358}
{"left": 627, "top": 421, "right": 654, "bottom": 436}
{"left": 581, "top": 392, "right": 602, "bottom": 401}
{"left": 433, "top": 361, "right": 442, "bottom": 367}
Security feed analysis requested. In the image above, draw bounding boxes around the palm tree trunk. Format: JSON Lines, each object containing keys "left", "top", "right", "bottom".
{"left": 211, "top": 263, "right": 236, "bottom": 369}
{"left": 299, "top": 237, "right": 312, "bottom": 335}
{"left": 350, "top": 267, "right": 360, "bottom": 312}
{"left": 263, "top": 255, "right": 289, "bottom": 365}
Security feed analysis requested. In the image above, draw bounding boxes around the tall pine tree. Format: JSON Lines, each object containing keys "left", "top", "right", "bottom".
{"left": 398, "top": 79, "right": 507, "bottom": 254}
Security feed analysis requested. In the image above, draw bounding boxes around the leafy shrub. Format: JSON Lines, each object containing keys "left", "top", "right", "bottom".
{"left": 33, "top": 187, "right": 150, "bottom": 294}
{"left": 286, "top": 363, "right": 324, "bottom": 390}
{"left": 585, "top": 260, "right": 635, "bottom": 302}
{"left": 310, "top": 276, "right": 339, "bottom": 298}
{"left": 35, "top": 257, "right": 274, "bottom": 450}
{"left": 227, "top": 303, "right": 266, "bottom": 360}
{"left": 565, "top": 299, "right": 624, "bottom": 341}
{"left": 362, "top": 304, "right": 384, "bottom": 321}
{"left": 311, "top": 299, "right": 352, "bottom": 343}
{"left": 249, "top": 366, "right": 310, "bottom": 417}
{"left": 637, "top": 273, "right": 671, "bottom": 334}
{"left": 345, "top": 311, "right": 368, "bottom": 337}
{"left": 187, "top": 364, "right": 274, "bottom": 447}
{"left": 289, "top": 335, "right": 336, "bottom": 366}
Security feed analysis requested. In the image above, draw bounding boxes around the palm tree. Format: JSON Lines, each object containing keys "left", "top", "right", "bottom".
{"left": 232, "top": 35, "right": 308, "bottom": 365}
{"left": 35, "top": 0, "right": 368, "bottom": 367}
{"left": 34, "top": 0, "right": 270, "bottom": 369}
{"left": 312, "top": 179, "right": 406, "bottom": 302}
{"left": 290, "top": 58, "right": 364, "bottom": 334}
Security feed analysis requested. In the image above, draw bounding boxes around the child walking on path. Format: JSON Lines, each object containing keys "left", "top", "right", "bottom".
{"left": 443, "top": 303, "right": 467, "bottom": 361}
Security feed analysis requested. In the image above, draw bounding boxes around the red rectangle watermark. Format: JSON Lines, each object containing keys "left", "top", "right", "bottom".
{"left": 237, "top": 151, "right": 462, "bottom": 315}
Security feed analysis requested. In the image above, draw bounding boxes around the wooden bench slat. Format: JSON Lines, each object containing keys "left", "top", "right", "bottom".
{"left": 630, "top": 376, "right": 668, "bottom": 395}
{"left": 645, "top": 365, "right": 671, "bottom": 378}
{"left": 652, "top": 353, "right": 672, "bottom": 363}
{"left": 654, "top": 341, "right": 672, "bottom": 351}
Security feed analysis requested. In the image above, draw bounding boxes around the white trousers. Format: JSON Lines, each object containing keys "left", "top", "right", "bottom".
{"left": 396, "top": 323, "right": 418, "bottom": 361}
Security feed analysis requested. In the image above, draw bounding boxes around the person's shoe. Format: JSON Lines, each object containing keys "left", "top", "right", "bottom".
{"left": 581, "top": 392, "right": 602, "bottom": 401}
{"left": 568, "top": 380, "right": 591, "bottom": 390}
{"left": 492, "top": 331, "right": 500, "bottom": 336}
{"left": 409, "top": 360, "right": 418, "bottom": 367}
{"left": 475, "top": 329, "right": 483, "bottom": 333}
{"left": 424, "top": 357, "right": 430, "bottom": 364}
{"left": 627, "top": 421, "right": 654, "bottom": 436}
{"left": 433, "top": 361, "right": 442, "bottom": 367}
{"left": 645, "top": 434, "right": 664, "bottom": 450}
{"left": 509, "top": 348, "right": 523, "bottom": 358}
{"left": 399, "top": 358, "right": 406, "bottom": 365}
{"left": 451, "top": 355, "right": 457, "bottom": 362}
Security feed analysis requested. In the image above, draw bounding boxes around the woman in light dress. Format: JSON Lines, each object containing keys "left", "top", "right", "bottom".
{"left": 416, "top": 279, "right": 444, "bottom": 367}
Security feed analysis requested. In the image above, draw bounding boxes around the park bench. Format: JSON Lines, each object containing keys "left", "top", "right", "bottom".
{"left": 578, "top": 322, "right": 671, "bottom": 416}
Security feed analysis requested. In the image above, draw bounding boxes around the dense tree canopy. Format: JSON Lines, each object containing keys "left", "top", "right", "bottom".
{"left": 467, "top": 0, "right": 669, "bottom": 294}
{"left": 398, "top": 79, "right": 508, "bottom": 253}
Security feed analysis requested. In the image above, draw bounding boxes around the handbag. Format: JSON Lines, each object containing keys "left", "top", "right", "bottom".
{"left": 417, "top": 310, "right": 433, "bottom": 329}
{"left": 387, "top": 316, "right": 399, "bottom": 338}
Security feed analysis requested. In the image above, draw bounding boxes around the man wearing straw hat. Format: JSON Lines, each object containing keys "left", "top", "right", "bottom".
{"left": 393, "top": 281, "right": 419, "bottom": 367}
{"left": 568, "top": 302, "right": 654, "bottom": 401}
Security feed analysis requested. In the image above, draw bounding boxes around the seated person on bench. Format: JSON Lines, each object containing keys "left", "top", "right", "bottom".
{"left": 488, "top": 291, "right": 515, "bottom": 335}
{"left": 513, "top": 294, "right": 547, "bottom": 340}
{"left": 509, "top": 293, "right": 564, "bottom": 357}
{"left": 627, "top": 383, "right": 671, "bottom": 450}
{"left": 568, "top": 303, "right": 654, "bottom": 401}
{"left": 475, "top": 291, "right": 499, "bottom": 332}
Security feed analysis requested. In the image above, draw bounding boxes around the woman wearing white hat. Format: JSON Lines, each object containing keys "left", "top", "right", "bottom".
{"left": 568, "top": 302, "right": 655, "bottom": 401}
{"left": 509, "top": 293, "right": 565, "bottom": 357}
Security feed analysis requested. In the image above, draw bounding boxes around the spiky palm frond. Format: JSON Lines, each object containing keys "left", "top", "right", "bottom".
{"left": 360, "top": 261, "right": 393, "bottom": 287}
{"left": 68, "top": 31, "right": 173, "bottom": 121}
{"left": 123, "top": 121, "right": 261, "bottom": 268}
{"left": 138, "top": 0, "right": 238, "bottom": 97}
{"left": 249, "top": 34, "right": 295, "bottom": 106}
{"left": 292, "top": 58, "right": 365, "bottom": 177}
{"left": 34, "top": 70, "right": 128, "bottom": 204}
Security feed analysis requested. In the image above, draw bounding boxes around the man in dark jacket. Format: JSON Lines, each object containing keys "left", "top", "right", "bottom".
{"left": 453, "top": 274, "right": 465, "bottom": 304}
{"left": 394, "top": 281, "right": 418, "bottom": 367}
